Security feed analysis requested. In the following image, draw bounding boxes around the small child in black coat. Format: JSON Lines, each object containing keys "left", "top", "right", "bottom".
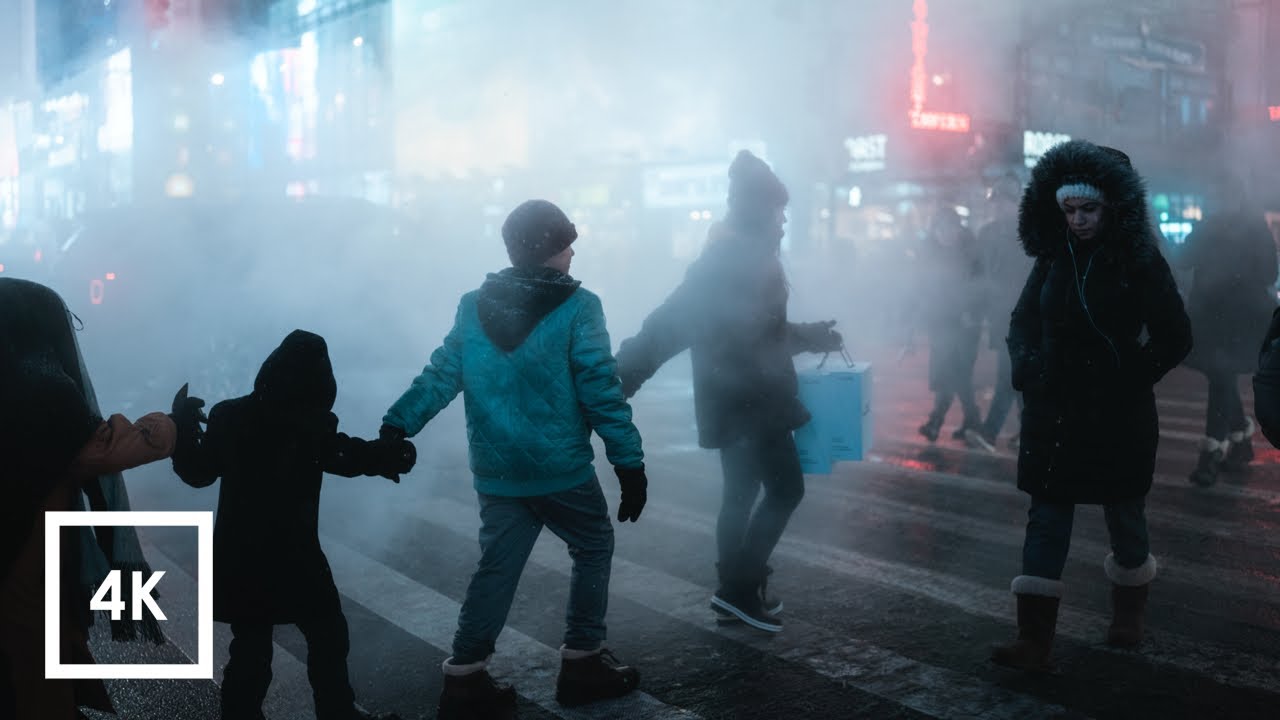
{"left": 173, "top": 330, "right": 412, "bottom": 720}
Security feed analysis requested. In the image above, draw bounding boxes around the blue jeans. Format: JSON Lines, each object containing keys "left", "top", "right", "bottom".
{"left": 452, "top": 477, "right": 614, "bottom": 664}
{"left": 1021, "top": 497, "right": 1149, "bottom": 580}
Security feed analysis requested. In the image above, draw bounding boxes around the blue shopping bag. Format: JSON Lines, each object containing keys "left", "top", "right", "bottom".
{"left": 795, "top": 369, "right": 834, "bottom": 474}
{"left": 794, "top": 350, "right": 873, "bottom": 473}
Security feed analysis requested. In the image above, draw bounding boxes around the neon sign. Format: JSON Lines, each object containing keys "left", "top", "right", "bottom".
{"left": 910, "top": 110, "right": 970, "bottom": 133}
{"left": 907, "top": 0, "right": 970, "bottom": 133}
{"left": 1270, "top": 106, "right": 1280, "bottom": 122}
{"left": 844, "top": 134, "right": 888, "bottom": 172}
{"left": 910, "top": 0, "right": 929, "bottom": 116}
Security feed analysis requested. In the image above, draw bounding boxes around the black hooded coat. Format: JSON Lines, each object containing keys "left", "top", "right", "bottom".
{"left": 1009, "top": 141, "right": 1193, "bottom": 504}
{"left": 174, "top": 330, "right": 384, "bottom": 624}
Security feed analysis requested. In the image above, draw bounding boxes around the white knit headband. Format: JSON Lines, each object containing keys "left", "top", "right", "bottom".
{"left": 1056, "top": 183, "right": 1104, "bottom": 208}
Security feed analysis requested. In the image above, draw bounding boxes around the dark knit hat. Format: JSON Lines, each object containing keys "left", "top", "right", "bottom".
{"left": 502, "top": 200, "right": 578, "bottom": 268}
{"left": 727, "top": 150, "right": 789, "bottom": 213}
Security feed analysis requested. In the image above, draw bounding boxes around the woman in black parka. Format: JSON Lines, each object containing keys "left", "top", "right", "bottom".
{"left": 174, "top": 329, "right": 412, "bottom": 720}
{"left": 990, "top": 141, "right": 1192, "bottom": 671}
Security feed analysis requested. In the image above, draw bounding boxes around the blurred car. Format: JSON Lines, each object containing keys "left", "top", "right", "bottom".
{"left": 45, "top": 196, "right": 452, "bottom": 413}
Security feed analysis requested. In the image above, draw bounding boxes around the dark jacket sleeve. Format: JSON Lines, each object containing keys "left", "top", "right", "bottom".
{"left": 614, "top": 276, "right": 701, "bottom": 398}
{"left": 321, "top": 432, "right": 377, "bottom": 478}
{"left": 1134, "top": 245, "right": 1194, "bottom": 384}
{"left": 1253, "top": 308, "right": 1280, "bottom": 448}
{"left": 570, "top": 292, "right": 644, "bottom": 469}
{"left": 173, "top": 402, "right": 226, "bottom": 488}
{"left": 1007, "top": 257, "right": 1050, "bottom": 392}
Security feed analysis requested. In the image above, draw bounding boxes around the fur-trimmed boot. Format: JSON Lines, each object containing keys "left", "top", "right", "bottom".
{"left": 1223, "top": 417, "right": 1256, "bottom": 470}
{"left": 437, "top": 656, "right": 517, "bottom": 720}
{"left": 990, "top": 576, "right": 1063, "bottom": 671}
{"left": 1105, "top": 553, "right": 1157, "bottom": 648}
{"left": 1189, "top": 437, "right": 1227, "bottom": 487}
{"left": 555, "top": 645, "right": 640, "bottom": 707}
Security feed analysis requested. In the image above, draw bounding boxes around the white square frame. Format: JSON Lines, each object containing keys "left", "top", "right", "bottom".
{"left": 44, "top": 511, "right": 213, "bottom": 680}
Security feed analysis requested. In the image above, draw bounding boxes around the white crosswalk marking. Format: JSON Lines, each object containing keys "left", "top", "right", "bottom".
{"left": 413, "top": 495, "right": 1087, "bottom": 720}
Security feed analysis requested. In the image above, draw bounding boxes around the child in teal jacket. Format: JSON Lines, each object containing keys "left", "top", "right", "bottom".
{"left": 382, "top": 199, "right": 647, "bottom": 720}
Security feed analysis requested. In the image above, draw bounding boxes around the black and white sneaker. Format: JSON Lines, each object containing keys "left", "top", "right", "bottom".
{"left": 710, "top": 588, "right": 783, "bottom": 632}
{"left": 713, "top": 567, "right": 783, "bottom": 622}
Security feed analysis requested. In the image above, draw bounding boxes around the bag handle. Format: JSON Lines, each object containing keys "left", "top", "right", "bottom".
{"left": 816, "top": 345, "right": 855, "bottom": 370}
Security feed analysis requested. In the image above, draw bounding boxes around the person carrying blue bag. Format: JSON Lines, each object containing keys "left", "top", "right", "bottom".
{"left": 614, "top": 150, "right": 843, "bottom": 633}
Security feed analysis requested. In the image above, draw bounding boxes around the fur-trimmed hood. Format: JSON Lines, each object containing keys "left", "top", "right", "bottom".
{"left": 1018, "top": 140, "right": 1153, "bottom": 258}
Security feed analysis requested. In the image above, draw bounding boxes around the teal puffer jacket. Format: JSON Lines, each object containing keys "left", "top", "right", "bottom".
{"left": 384, "top": 268, "right": 643, "bottom": 497}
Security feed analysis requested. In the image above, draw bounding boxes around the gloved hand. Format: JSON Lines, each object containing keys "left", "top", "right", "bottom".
{"left": 366, "top": 437, "right": 416, "bottom": 483}
{"left": 169, "top": 383, "right": 207, "bottom": 444}
{"left": 614, "top": 465, "right": 648, "bottom": 522}
{"left": 379, "top": 423, "right": 407, "bottom": 442}
{"left": 798, "top": 320, "right": 843, "bottom": 353}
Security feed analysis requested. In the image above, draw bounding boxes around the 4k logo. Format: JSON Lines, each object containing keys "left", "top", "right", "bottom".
{"left": 90, "top": 569, "right": 168, "bottom": 621}
{"left": 45, "top": 511, "right": 213, "bottom": 680}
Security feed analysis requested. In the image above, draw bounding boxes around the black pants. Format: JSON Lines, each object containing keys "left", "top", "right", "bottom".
{"left": 717, "top": 431, "right": 805, "bottom": 588}
{"left": 1204, "top": 369, "right": 1247, "bottom": 441}
{"left": 982, "top": 348, "right": 1023, "bottom": 437}
{"left": 220, "top": 582, "right": 356, "bottom": 720}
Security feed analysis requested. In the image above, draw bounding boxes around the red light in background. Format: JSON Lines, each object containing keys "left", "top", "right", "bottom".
{"left": 1270, "top": 106, "right": 1280, "bottom": 122}
{"left": 90, "top": 279, "right": 105, "bottom": 305}
{"left": 33, "top": 248, "right": 42, "bottom": 262}
{"left": 910, "top": 110, "right": 971, "bottom": 133}
{"left": 0, "top": 264, "right": 5, "bottom": 273}
{"left": 105, "top": 272, "right": 116, "bottom": 280}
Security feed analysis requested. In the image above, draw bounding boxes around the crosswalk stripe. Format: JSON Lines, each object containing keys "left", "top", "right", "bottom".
{"left": 318, "top": 536, "right": 702, "bottom": 719}
{"left": 409, "top": 495, "right": 1086, "bottom": 720}
{"left": 631, "top": 497, "right": 1280, "bottom": 696}
{"left": 642, "top": 456, "right": 1280, "bottom": 601}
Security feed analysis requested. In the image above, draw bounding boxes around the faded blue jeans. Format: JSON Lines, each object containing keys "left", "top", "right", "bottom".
{"left": 1021, "top": 497, "right": 1150, "bottom": 579}
{"left": 452, "top": 477, "right": 614, "bottom": 664}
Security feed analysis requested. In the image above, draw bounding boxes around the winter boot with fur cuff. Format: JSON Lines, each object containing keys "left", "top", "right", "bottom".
{"left": 555, "top": 645, "right": 640, "bottom": 708}
{"left": 1223, "top": 417, "right": 1256, "bottom": 470}
{"left": 1189, "top": 437, "right": 1227, "bottom": 487}
{"left": 437, "top": 656, "right": 517, "bottom": 720}
{"left": 990, "top": 576, "right": 1063, "bottom": 672}
{"left": 1104, "top": 553, "right": 1157, "bottom": 648}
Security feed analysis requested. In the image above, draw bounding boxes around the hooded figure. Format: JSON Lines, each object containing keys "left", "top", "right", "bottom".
{"left": 381, "top": 199, "right": 647, "bottom": 719}
{"left": 173, "top": 329, "right": 410, "bottom": 720}
{"left": 911, "top": 205, "right": 985, "bottom": 444}
{"left": 1176, "top": 182, "right": 1277, "bottom": 485}
{"left": 965, "top": 175, "right": 1034, "bottom": 452}
{"left": 0, "top": 278, "right": 180, "bottom": 720}
{"left": 614, "top": 151, "right": 843, "bottom": 633}
{"left": 990, "top": 140, "right": 1192, "bottom": 672}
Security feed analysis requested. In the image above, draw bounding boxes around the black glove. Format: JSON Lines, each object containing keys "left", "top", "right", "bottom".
{"left": 614, "top": 465, "right": 648, "bottom": 522}
{"left": 169, "top": 383, "right": 207, "bottom": 445}
{"left": 366, "top": 437, "right": 416, "bottom": 483}
{"left": 800, "top": 320, "right": 843, "bottom": 353}
{"left": 379, "top": 423, "right": 407, "bottom": 443}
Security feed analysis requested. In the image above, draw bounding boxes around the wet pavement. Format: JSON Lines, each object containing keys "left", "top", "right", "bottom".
{"left": 78, "top": 345, "right": 1280, "bottom": 719}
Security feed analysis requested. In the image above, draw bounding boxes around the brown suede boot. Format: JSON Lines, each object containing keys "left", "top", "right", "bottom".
{"left": 1104, "top": 552, "right": 1157, "bottom": 648}
{"left": 1107, "top": 583, "right": 1150, "bottom": 648}
{"left": 990, "top": 576, "right": 1063, "bottom": 672}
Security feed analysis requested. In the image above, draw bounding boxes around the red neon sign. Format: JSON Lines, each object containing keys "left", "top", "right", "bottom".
{"left": 910, "top": 110, "right": 971, "bottom": 133}
{"left": 910, "top": 0, "right": 929, "bottom": 115}
{"left": 907, "top": 0, "right": 969, "bottom": 134}
{"left": 1270, "top": 106, "right": 1280, "bottom": 122}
